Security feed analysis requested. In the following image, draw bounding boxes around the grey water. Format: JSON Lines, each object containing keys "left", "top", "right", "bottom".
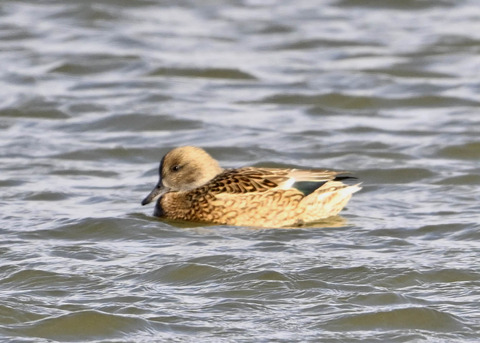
{"left": 1, "top": 0, "right": 480, "bottom": 342}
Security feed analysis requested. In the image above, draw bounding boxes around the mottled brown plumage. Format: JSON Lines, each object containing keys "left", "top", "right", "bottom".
{"left": 142, "top": 146, "right": 361, "bottom": 227}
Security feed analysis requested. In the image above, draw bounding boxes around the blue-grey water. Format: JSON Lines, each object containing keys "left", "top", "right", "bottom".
{"left": 1, "top": 0, "right": 480, "bottom": 342}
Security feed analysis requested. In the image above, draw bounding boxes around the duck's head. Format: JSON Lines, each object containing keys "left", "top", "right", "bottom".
{"left": 141, "top": 146, "right": 223, "bottom": 206}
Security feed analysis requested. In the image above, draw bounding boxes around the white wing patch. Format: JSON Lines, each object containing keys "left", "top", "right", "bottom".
{"left": 279, "top": 177, "right": 296, "bottom": 190}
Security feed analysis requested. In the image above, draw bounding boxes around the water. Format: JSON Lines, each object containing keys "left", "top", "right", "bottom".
{"left": 1, "top": 0, "right": 480, "bottom": 341}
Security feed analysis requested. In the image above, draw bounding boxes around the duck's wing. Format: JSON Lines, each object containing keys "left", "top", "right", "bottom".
{"left": 282, "top": 168, "right": 351, "bottom": 184}
{"left": 201, "top": 167, "right": 349, "bottom": 194}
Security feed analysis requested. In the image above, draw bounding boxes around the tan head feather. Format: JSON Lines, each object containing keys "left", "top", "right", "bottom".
{"left": 160, "top": 146, "right": 223, "bottom": 191}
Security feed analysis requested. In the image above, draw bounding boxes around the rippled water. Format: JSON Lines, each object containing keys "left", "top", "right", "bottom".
{"left": 1, "top": 0, "right": 480, "bottom": 342}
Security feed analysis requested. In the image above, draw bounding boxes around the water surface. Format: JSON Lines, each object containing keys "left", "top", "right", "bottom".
{"left": 1, "top": 0, "right": 479, "bottom": 342}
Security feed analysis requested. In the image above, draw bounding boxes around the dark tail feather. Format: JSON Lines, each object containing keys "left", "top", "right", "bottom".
{"left": 334, "top": 176, "right": 358, "bottom": 181}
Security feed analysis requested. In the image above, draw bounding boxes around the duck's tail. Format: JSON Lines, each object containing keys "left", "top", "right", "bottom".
{"left": 299, "top": 181, "right": 362, "bottom": 223}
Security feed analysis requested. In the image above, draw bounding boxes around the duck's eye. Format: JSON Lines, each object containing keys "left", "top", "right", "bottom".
{"left": 171, "top": 165, "right": 181, "bottom": 172}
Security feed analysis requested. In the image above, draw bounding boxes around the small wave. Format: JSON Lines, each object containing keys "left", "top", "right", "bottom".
{"left": 322, "top": 307, "right": 467, "bottom": 332}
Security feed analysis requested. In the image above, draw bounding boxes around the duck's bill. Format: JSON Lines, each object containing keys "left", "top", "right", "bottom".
{"left": 141, "top": 183, "right": 169, "bottom": 206}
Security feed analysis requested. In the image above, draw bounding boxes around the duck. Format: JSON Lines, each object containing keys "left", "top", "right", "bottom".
{"left": 141, "top": 146, "right": 361, "bottom": 227}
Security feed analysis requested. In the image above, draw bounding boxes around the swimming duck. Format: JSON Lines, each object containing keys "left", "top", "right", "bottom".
{"left": 141, "top": 146, "right": 361, "bottom": 227}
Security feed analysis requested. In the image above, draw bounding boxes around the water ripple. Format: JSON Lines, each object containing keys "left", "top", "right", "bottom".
{"left": 1, "top": 0, "right": 480, "bottom": 342}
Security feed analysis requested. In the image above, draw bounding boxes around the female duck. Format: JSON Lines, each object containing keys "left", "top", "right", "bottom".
{"left": 142, "top": 146, "right": 360, "bottom": 227}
